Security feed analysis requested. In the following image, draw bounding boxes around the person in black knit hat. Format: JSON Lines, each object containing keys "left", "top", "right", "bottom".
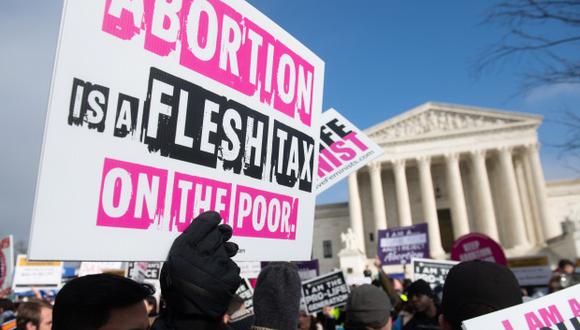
{"left": 403, "top": 279, "right": 441, "bottom": 330}
{"left": 251, "top": 262, "right": 302, "bottom": 330}
{"left": 439, "top": 261, "right": 522, "bottom": 330}
{"left": 152, "top": 211, "right": 242, "bottom": 330}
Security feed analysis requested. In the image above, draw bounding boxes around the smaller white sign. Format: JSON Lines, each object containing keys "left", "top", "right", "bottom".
{"left": 0, "top": 235, "right": 14, "bottom": 290}
{"left": 238, "top": 262, "right": 262, "bottom": 279}
{"left": 316, "top": 108, "right": 383, "bottom": 194}
{"left": 462, "top": 284, "right": 580, "bottom": 330}
{"left": 12, "top": 255, "right": 62, "bottom": 293}
{"left": 78, "top": 262, "right": 124, "bottom": 277}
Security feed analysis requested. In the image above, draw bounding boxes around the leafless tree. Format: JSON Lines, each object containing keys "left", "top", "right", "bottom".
{"left": 476, "top": 0, "right": 580, "bottom": 169}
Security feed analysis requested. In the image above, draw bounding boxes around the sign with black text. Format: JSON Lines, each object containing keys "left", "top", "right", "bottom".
{"left": 316, "top": 108, "right": 383, "bottom": 193}
{"left": 412, "top": 258, "right": 458, "bottom": 289}
{"left": 301, "top": 270, "right": 349, "bottom": 314}
{"left": 233, "top": 278, "right": 254, "bottom": 321}
{"left": 30, "top": 0, "right": 324, "bottom": 261}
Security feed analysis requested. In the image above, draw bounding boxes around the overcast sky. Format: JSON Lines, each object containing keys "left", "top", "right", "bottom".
{"left": 1, "top": 1, "right": 579, "bottom": 246}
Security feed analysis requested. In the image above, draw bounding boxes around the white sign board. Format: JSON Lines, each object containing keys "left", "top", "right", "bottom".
{"left": 0, "top": 235, "right": 14, "bottom": 290}
{"left": 12, "top": 255, "right": 63, "bottom": 293}
{"left": 315, "top": 108, "right": 383, "bottom": 193}
{"left": 412, "top": 258, "right": 458, "bottom": 289}
{"left": 462, "top": 284, "right": 580, "bottom": 330}
{"left": 30, "top": 0, "right": 324, "bottom": 261}
{"left": 508, "top": 256, "right": 552, "bottom": 287}
{"left": 78, "top": 261, "right": 124, "bottom": 277}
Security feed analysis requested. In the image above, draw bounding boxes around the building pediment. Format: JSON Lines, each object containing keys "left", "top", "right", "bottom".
{"left": 365, "top": 102, "right": 542, "bottom": 145}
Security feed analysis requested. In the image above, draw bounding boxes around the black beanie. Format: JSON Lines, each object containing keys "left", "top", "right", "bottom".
{"left": 160, "top": 211, "right": 241, "bottom": 320}
{"left": 407, "top": 279, "right": 434, "bottom": 299}
{"left": 253, "top": 262, "right": 301, "bottom": 330}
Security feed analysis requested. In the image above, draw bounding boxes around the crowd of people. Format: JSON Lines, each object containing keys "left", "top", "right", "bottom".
{"left": 0, "top": 211, "right": 577, "bottom": 330}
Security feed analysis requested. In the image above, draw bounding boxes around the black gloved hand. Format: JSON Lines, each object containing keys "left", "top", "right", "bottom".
{"left": 160, "top": 211, "right": 241, "bottom": 319}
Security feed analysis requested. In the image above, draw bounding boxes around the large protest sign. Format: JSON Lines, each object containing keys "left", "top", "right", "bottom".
{"left": 378, "top": 223, "right": 429, "bottom": 265}
{"left": 462, "top": 284, "right": 580, "bottom": 330}
{"left": 315, "top": 108, "right": 383, "bottom": 194}
{"left": 12, "top": 255, "right": 62, "bottom": 293}
{"left": 301, "top": 270, "right": 350, "bottom": 314}
{"left": 451, "top": 233, "right": 507, "bottom": 265}
{"left": 412, "top": 258, "right": 458, "bottom": 289}
{"left": 0, "top": 236, "right": 14, "bottom": 290}
{"left": 508, "top": 256, "right": 552, "bottom": 287}
{"left": 29, "top": 0, "right": 324, "bottom": 261}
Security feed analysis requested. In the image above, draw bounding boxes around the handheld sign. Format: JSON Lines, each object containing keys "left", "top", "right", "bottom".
{"left": 30, "top": 0, "right": 324, "bottom": 261}
{"left": 78, "top": 262, "right": 124, "bottom": 277}
{"left": 233, "top": 278, "right": 254, "bottom": 321}
{"left": 0, "top": 236, "right": 14, "bottom": 290}
{"left": 412, "top": 258, "right": 458, "bottom": 289}
{"left": 462, "top": 284, "right": 580, "bottom": 330}
{"left": 451, "top": 233, "right": 507, "bottom": 265}
{"left": 508, "top": 256, "right": 552, "bottom": 287}
{"left": 378, "top": 223, "right": 429, "bottom": 265}
{"left": 316, "top": 108, "right": 383, "bottom": 193}
{"left": 301, "top": 270, "right": 350, "bottom": 314}
{"left": 12, "top": 255, "right": 62, "bottom": 293}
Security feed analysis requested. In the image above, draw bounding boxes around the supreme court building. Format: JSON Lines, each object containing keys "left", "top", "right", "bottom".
{"left": 313, "top": 102, "right": 580, "bottom": 273}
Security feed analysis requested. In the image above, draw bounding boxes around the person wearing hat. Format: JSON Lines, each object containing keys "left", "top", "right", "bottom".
{"left": 438, "top": 261, "right": 522, "bottom": 330}
{"left": 344, "top": 284, "right": 393, "bottom": 330}
{"left": 403, "top": 279, "right": 440, "bottom": 330}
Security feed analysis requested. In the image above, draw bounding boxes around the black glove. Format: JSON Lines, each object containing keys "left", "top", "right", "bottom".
{"left": 160, "top": 211, "right": 241, "bottom": 319}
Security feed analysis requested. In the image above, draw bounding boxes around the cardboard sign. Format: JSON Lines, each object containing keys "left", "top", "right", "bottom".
{"left": 261, "top": 260, "right": 320, "bottom": 281}
{"left": 508, "top": 256, "right": 552, "bottom": 287}
{"left": 78, "top": 261, "right": 124, "bottom": 277}
{"left": 378, "top": 223, "right": 429, "bottom": 265}
{"left": 0, "top": 236, "right": 14, "bottom": 290}
{"left": 412, "top": 258, "right": 458, "bottom": 289}
{"left": 301, "top": 270, "right": 350, "bottom": 314}
{"left": 233, "top": 278, "right": 254, "bottom": 321}
{"left": 451, "top": 233, "right": 507, "bottom": 265}
{"left": 12, "top": 255, "right": 62, "bottom": 293}
{"left": 29, "top": 0, "right": 325, "bottom": 261}
{"left": 316, "top": 108, "right": 383, "bottom": 193}
{"left": 462, "top": 284, "right": 580, "bottom": 330}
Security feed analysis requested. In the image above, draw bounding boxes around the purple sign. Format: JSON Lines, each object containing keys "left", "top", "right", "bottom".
{"left": 377, "top": 223, "right": 429, "bottom": 265}
{"left": 451, "top": 233, "right": 507, "bottom": 265}
{"left": 261, "top": 260, "right": 319, "bottom": 281}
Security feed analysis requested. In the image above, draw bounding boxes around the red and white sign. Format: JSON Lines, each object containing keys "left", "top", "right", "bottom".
{"left": 462, "top": 284, "right": 580, "bottom": 330}
{"left": 451, "top": 233, "right": 507, "bottom": 265}
{"left": 315, "top": 108, "right": 383, "bottom": 194}
{"left": 29, "top": 0, "right": 324, "bottom": 261}
{"left": 0, "top": 235, "right": 14, "bottom": 290}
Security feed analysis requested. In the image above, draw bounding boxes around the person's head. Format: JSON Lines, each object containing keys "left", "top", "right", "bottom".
{"left": 253, "top": 262, "right": 301, "bottom": 330}
{"left": 52, "top": 273, "right": 152, "bottom": 330}
{"left": 548, "top": 275, "right": 564, "bottom": 293}
{"left": 440, "top": 261, "right": 522, "bottom": 330}
{"left": 15, "top": 299, "right": 52, "bottom": 330}
{"left": 558, "top": 259, "right": 575, "bottom": 274}
{"left": 0, "top": 298, "right": 15, "bottom": 313}
{"left": 345, "top": 284, "right": 392, "bottom": 330}
{"left": 407, "top": 279, "right": 435, "bottom": 313}
{"left": 298, "top": 310, "right": 314, "bottom": 330}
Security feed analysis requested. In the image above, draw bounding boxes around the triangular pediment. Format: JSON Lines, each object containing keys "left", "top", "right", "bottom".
{"left": 365, "top": 102, "right": 542, "bottom": 144}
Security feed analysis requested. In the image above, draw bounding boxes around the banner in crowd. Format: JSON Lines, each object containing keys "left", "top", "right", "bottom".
{"left": 378, "top": 223, "right": 429, "bottom": 265}
{"left": 262, "top": 259, "right": 320, "bottom": 281}
{"left": 78, "top": 261, "right": 124, "bottom": 277}
{"left": 0, "top": 236, "right": 14, "bottom": 291}
{"left": 233, "top": 278, "right": 254, "bottom": 321}
{"left": 508, "top": 256, "right": 552, "bottom": 287}
{"left": 12, "top": 255, "right": 62, "bottom": 293}
{"left": 301, "top": 270, "right": 349, "bottom": 314}
{"left": 412, "top": 258, "right": 458, "bottom": 289}
{"left": 29, "top": 0, "right": 325, "bottom": 261}
{"left": 451, "top": 233, "right": 507, "bottom": 265}
{"left": 462, "top": 284, "right": 580, "bottom": 330}
{"left": 315, "top": 108, "right": 383, "bottom": 194}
